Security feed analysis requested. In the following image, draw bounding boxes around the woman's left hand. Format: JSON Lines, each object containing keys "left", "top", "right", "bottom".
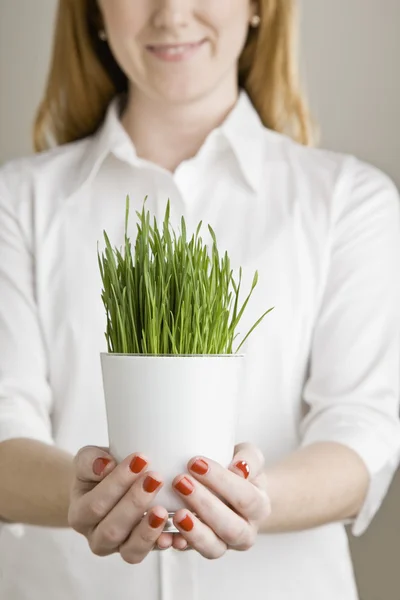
{"left": 168, "top": 443, "right": 271, "bottom": 557}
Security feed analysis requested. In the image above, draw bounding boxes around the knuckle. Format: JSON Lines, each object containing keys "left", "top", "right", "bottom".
{"left": 98, "top": 524, "right": 124, "bottom": 547}
{"left": 119, "top": 547, "right": 143, "bottom": 565}
{"left": 234, "top": 531, "right": 255, "bottom": 551}
{"left": 138, "top": 527, "right": 157, "bottom": 546}
{"left": 240, "top": 486, "right": 267, "bottom": 516}
{"left": 224, "top": 521, "right": 249, "bottom": 547}
{"left": 237, "top": 494, "right": 258, "bottom": 516}
{"left": 204, "top": 545, "right": 227, "bottom": 560}
{"left": 87, "top": 498, "right": 107, "bottom": 521}
{"left": 74, "top": 445, "right": 92, "bottom": 465}
{"left": 118, "top": 521, "right": 155, "bottom": 564}
{"left": 88, "top": 537, "right": 108, "bottom": 557}
{"left": 235, "top": 540, "right": 253, "bottom": 552}
{"left": 196, "top": 494, "right": 214, "bottom": 517}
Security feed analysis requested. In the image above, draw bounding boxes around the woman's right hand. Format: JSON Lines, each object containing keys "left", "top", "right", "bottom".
{"left": 68, "top": 446, "right": 174, "bottom": 562}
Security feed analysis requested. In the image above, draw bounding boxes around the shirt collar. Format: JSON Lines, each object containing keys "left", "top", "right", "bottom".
{"left": 77, "top": 95, "right": 134, "bottom": 188}
{"left": 78, "top": 89, "right": 278, "bottom": 193}
{"left": 219, "top": 90, "right": 268, "bottom": 192}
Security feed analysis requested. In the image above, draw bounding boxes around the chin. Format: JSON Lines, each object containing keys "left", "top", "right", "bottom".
{"left": 152, "top": 79, "right": 217, "bottom": 106}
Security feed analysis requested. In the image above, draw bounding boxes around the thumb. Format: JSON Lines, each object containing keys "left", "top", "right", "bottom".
{"left": 229, "top": 442, "right": 265, "bottom": 480}
{"left": 71, "top": 445, "right": 116, "bottom": 499}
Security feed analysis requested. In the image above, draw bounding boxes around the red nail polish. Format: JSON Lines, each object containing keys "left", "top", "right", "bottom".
{"left": 235, "top": 460, "right": 250, "bottom": 479}
{"left": 178, "top": 514, "right": 194, "bottom": 532}
{"left": 174, "top": 477, "right": 194, "bottom": 496}
{"left": 93, "top": 457, "right": 111, "bottom": 476}
{"left": 143, "top": 475, "right": 162, "bottom": 493}
{"left": 149, "top": 513, "right": 165, "bottom": 529}
{"left": 190, "top": 458, "right": 209, "bottom": 475}
{"left": 129, "top": 455, "right": 148, "bottom": 474}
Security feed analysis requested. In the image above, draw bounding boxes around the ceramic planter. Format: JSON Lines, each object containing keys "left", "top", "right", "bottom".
{"left": 101, "top": 353, "right": 244, "bottom": 530}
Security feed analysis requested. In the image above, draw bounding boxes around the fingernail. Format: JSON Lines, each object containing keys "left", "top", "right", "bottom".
{"left": 130, "top": 455, "right": 148, "bottom": 474}
{"left": 190, "top": 458, "right": 209, "bottom": 475}
{"left": 234, "top": 460, "right": 250, "bottom": 479}
{"left": 149, "top": 513, "right": 165, "bottom": 529}
{"left": 178, "top": 514, "right": 194, "bottom": 532}
{"left": 93, "top": 457, "right": 111, "bottom": 476}
{"left": 174, "top": 477, "right": 194, "bottom": 496}
{"left": 143, "top": 475, "right": 162, "bottom": 493}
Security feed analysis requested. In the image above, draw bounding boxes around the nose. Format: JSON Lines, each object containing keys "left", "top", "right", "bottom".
{"left": 152, "top": 0, "right": 190, "bottom": 30}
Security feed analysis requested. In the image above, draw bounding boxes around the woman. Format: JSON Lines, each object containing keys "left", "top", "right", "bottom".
{"left": 0, "top": 1, "right": 399, "bottom": 599}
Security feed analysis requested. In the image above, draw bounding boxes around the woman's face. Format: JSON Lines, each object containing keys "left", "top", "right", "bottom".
{"left": 97, "top": 0, "right": 257, "bottom": 104}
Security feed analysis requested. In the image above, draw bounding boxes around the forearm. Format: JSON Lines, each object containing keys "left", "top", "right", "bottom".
{"left": 0, "top": 438, "right": 74, "bottom": 527}
{"left": 260, "top": 442, "right": 369, "bottom": 533}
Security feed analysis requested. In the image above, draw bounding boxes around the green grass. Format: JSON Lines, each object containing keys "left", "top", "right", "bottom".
{"left": 98, "top": 196, "right": 274, "bottom": 355}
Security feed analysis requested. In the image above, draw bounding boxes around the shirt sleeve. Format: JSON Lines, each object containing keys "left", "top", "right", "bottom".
{"left": 299, "top": 156, "right": 400, "bottom": 536}
{"left": 0, "top": 170, "right": 54, "bottom": 446}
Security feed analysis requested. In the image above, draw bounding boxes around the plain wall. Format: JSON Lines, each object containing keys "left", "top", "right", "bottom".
{"left": 300, "top": 0, "right": 400, "bottom": 187}
{"left": 0, "top": 0, "right": 57, "bottom": 162}
{"left": 0, "top": 1, "right": 400, "bottom": 598}
{"left": 299, "top": 4, "right": 400, "bottom": 599}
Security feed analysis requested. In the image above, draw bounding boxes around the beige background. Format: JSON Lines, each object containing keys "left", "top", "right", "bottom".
{"left": 0, "top": 1, "right": 399, "bottom": 598}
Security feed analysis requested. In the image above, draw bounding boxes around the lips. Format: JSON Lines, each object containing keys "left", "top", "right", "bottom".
{"left": 147, "top": 41, "right": 203, "bottom": 52}
{"left": 146, "top": 40, "right": 206, "bottom": 61}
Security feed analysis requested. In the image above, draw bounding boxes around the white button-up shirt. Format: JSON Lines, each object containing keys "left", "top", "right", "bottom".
{"left": 0, "top": 91, "right": 399, "bottom": 600}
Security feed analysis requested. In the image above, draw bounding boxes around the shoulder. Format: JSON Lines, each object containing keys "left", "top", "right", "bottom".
{"left": 0, "top": 136, "right": 93, "bottom": 208}
{"left": 261, "top": 128, "right": 399, "bottom": 222}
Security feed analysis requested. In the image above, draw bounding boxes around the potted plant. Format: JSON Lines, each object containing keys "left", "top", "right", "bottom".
{"left": 98, "top": 197, "right": 273, "bottom": 531}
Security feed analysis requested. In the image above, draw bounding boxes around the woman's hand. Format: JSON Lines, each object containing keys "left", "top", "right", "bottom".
{"left": 170, "top": 442, "right": 271, "bottom": 557}
{"left": 68, "top": 446, "right": 174, "bottom": 563}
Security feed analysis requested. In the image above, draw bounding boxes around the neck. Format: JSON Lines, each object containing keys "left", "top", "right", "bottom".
{"left": 121, "top": 79, "right": 239, "bottom": 172}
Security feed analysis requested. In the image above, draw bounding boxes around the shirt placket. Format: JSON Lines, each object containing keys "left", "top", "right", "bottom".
{"left": 159, "top": 549, "right": 199, "bottom": 600}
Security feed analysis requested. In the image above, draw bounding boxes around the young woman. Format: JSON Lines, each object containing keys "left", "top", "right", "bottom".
{"left": 0, "top": 1, "right": 399, "bottom": 599}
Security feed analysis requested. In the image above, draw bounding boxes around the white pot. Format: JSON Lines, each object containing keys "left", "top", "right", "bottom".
{"left": 100, "top": 353, "right": 244, "bottom": 516}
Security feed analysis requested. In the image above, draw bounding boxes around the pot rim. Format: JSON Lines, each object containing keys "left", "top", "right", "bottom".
{"left": 100, "top": 352, "right": 245, "bottom": 358}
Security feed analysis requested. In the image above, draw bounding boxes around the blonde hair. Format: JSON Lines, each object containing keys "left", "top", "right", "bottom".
{"left": 34, "top": 0, "right": 315, "bottom": 151}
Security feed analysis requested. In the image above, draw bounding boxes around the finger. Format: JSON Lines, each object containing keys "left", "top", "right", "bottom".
{"left": 186, "top": 455, "right": 269, "bottom": 522}
{"left": 172, "top": 474, "right": 255, "bottom": 550}
{"left": 229, "top": 442, "right": 265, "bottom": 481}
{"left": 172, "top": 533, "right": 189, "bottom": 551}
{"left": 71, "top": 446, "right": 117, "bottom": 499}
{"left": 89, "top": 471, "right": 164, "bottom": 555}
{"left": 69, "top": 452, "right": 150, "bottom": 532}
{"left": 173, "top": 509, "right": 227, "bottom": 560}
{"left": 156, "top": 531, "right": 174, "bottom": 550}
{"left": 118, "top": 508, "right": 172, "bottom": 564}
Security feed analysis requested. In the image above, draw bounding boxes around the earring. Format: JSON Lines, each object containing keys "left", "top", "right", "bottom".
{"left": 98, "top": 29, "right": 107, "bottom": 41}
{"left": 250, "top": 15, "right": 261, "bottom": 28}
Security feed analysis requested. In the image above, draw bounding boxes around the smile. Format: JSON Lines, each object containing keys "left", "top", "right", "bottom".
{"left": 146, "top": 40, "right": 206, "bottom": 62}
